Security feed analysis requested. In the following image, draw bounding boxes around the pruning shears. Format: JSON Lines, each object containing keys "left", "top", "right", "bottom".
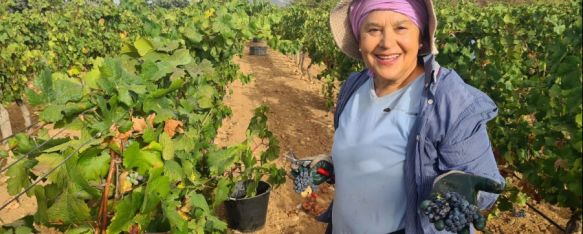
{"left": 286, "top": 152, "right": 332, "bottom": 177}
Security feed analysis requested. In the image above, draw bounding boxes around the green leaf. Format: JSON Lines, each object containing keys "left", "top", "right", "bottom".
{"left": 141, "top": 167, "right": 170, "bottom": 213}
{"left": 30, "top": 153, "right": 64, "bottom": 182}
{"left": 168, "top": 49, "right": 192, "bottom": 67}
{"left": 206, "top": 146, "right": 240, "bottom": 176}
{"left": 212, "top": 178, "right": 230, "bottom": 209}
{"left": 123, "top": 142, "right": 164, "bottom": 175}
{"left": 205, "top": 214, "right": 228, "bottom": 232}
{"left": 164, "top": 160, "right": 184, "bottom": 182}
{"left": 77, "top": 150, "right": 110, "bottom": 181}
{"left": 64, "top": 227, "right": 93, "bottom": 234}
{"left": 39, "top": 104, "right": 65, "bottom": 122}
{"left": 108, "top": 191, "right": 143, "bottom": 234}
{"left": 53, "top": 77, "right": 83, "bottom": 104}
{"left": 183, "top": 27, "right": 202, "bottom": 43}
{"left": 34, "top": 186, "right": 48, "bottom": 223}
{"left": 134, "top": 37, "right": 154, "bottom": 56}
{"left": 160, "top": 132, "right": 175, "bottom": 161}
{"left": 117, "top": 86, "right": 133, "bottom": 107}
{"left": 46, "top": 186, "right": 91, "bottom": 224}
{"left": 141, "top": 60, "right": 159, "bottom": 81}
{"left": 6, "top": 160, "right": 35, "bottom": 195}
{"left": 576, "top": 113, "right": 582, "bottom": 128}
{"left": 188, "top": 191, "right": 209, "bottom": 212}
{"left": 163, "top": 198, "right": 188, "bottom": 232}
{"left": 196, "top": 85, "right": 216, "bottom": 109}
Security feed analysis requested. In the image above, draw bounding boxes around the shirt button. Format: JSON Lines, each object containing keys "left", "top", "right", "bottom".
{"left": 416, "top": 135, "right": 420, "bottom": 141}
{"left": 427, "top": 99, "right": 434, "bottom": 105}
{"left": 424, "top": 83, "right": 429, "bottom": 88}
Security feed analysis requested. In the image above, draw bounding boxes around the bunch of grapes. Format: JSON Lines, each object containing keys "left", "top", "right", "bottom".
{"left": 126, "top": 171, "right": 144, "bottom": 186}
{"left": 420, "top": 192, "right": 486, "bottom": 233}
{"left": 293, "top": 166, "right": 316, "bottom": 193}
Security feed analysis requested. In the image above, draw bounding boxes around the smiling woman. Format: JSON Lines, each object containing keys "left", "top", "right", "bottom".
{"left": 286, "top": 0, "right": 506, "bottom": 233}
{"left": 358, "top": 10, "right": 424, "bottom": 97}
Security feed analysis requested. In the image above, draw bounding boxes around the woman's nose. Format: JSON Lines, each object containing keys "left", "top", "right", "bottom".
{"left": 379, "top": 30, "right": 395, "bottom": 49}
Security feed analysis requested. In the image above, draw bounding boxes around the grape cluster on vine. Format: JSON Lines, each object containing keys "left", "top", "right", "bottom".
{"left": 293, "top": 166, "right": 317, "bottom": 193}
{"left": 126, "top": 171, "right": 144, "bottom": 186}
{"left": 420, "top": 192, "right": 486, "bottom": 233}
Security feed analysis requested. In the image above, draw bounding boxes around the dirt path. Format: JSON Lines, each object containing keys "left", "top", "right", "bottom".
{"left": 216, "top": 46, "right": 335, "bottom": 234}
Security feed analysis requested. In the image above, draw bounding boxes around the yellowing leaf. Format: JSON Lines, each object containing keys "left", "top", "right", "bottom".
{"left": 134, "top": 37, "right": 154, "bottom": 56}
{"left": 132, "top": 117, "right": 147, "bottom": 134}
{"left": 164, "top": 119, "right": 183, "bottom": 138}
{"left": 160, "top": 132, "right": 175, "bottom": 161}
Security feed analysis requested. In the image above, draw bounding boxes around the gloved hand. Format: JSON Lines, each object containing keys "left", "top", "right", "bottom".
{"left": 289, "top": 153, "right": 334, "bottom": 190}
{"left": 306, "top": 154, "right": 334, "bottom": 185}
{"left": 432, "top": 170, "right": 504, "bottom": 204}
{"left": 420, "top": 171, "right": 504, "bottom": 233}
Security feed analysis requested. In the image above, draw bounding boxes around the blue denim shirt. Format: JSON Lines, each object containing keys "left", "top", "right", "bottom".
{"left": 322, "top": 54, "right": 504, "bottom": 233}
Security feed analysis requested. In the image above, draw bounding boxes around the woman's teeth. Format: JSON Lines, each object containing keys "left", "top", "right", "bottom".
{"left": 376, "top": 54, "right": 399, "bottom": 60}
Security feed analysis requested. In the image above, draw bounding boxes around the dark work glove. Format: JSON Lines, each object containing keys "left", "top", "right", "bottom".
{"left": 307, "top": 154, "right": 334, "bottom": 185}
{"left": 420, "top": 171, "right": 504, "bottom": 233}
{"left": 290, "top": 154, "right": 334, "bottom": 196}
{"left": 432, "top": 170, "right": 504, "bottom": 204}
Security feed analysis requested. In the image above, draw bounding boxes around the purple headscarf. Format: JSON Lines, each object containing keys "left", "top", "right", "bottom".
{"left": 349, "top": 0, "right": 428, "bottom": 41}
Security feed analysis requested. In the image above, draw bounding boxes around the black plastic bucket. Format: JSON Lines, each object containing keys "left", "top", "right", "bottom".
{"left": 250, "top": 46, "right": 267, "bottom": 56}
{"left": 224, "top": 181, "right": 271, "bottom": 232}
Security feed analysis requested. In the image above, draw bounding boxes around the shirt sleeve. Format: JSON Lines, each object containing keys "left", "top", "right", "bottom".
{"left": 437, "top": 95, "right": 505, "bottom": 210}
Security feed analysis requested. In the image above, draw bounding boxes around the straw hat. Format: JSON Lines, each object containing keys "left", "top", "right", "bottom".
{"left": 329, "top": 0, "right": 438, "bottom": 60}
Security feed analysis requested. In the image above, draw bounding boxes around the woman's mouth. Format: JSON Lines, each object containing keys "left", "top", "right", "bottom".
{"left": 375, "top": 54, "right": 400, "bottom": 65}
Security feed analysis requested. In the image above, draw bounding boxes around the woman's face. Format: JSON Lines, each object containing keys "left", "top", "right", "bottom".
{"left": 359, "top": 10, "right": 422, "bottom": 83}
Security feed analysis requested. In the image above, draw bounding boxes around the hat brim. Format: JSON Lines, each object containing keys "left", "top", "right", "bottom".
{"left": 329, "top": 0, "right": 438, "bottom": 60}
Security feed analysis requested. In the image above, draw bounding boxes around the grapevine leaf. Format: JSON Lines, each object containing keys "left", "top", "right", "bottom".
{"left": 183, "top": 27, "right": 202, "bottom": 43}
{"left": 117, "top": 86, "right": 133, "bottom": 107}
{"left": 204, "top": 215, "right": 228, "bottom": 232}
{"left": 188, "top": 191, "right": 209, "bottom": 212}
{"left": 211, "top": 178, "right": 230, "bottom": 209}
{"left": 46, "top": 186, "right": 91, "bottom": 224}
{"left": 107, "top": 191, "right": 143, "bottom": 234}
{"left": 123, "top": 142, "right": 163, "bottom": 175}
{"left": 39, "top": 104, "right": 65, "bottom": 122}
{"left": 184, "top": 60, "right": 214, "bottom": 78}
{"left": 77, "top": 149, "right": 110, "bottom": 181}
{"left": 34, "top": 186, "right": 48, "bottom": 223}
{"left": 160, "top": 132, "right": 175, "bottom": 160}
{"left": 168, "top": 49, "right": 192, "bottom": 67}
{"left": 6, "top": 159, "right": 35, "bottom": 196}
{"left": 53, "top": 76, "right": 83, "bottom": 104}
{"left": 30, "top": 153, "right": 64, "bottom": 183}
{"left": 141, "top": 60, "right": 159, "bottom": 81}
{"left": 14, "top": 227, "right": 33, "bottom": 234}
{"left": 26, "top": 69, "right": 54, "bottom": 106}
{"left": 162, "top": 198, "right": 188, "bottom": 232}
{"left": 141, "top": 167, "right": 170, "bottom": 213}
{"left": 196, "top": 85, "right": 216, "bottom": 109}
{"left": 134, "top": 37, "right": 154, "bottom": 56}
{"left": 206, "top": 146, "right": 240, "bottom": 176}
{"left": 164, "top": 160, "right": 184, "bottom": 182}
{"left": 82, "top": 68, "right": 100, "bottom": 92}
{"left": 64, "top": 227, "right": 93, "bottom": 234}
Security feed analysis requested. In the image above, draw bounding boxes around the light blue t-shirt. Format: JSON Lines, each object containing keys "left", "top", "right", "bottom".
{"left": 331, "top": 74, "right": 425, "bottom": 234}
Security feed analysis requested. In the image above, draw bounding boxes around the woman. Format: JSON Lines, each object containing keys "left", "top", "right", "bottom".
{"left": 303, "top": 0, "right": 505, "bottom": 233}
